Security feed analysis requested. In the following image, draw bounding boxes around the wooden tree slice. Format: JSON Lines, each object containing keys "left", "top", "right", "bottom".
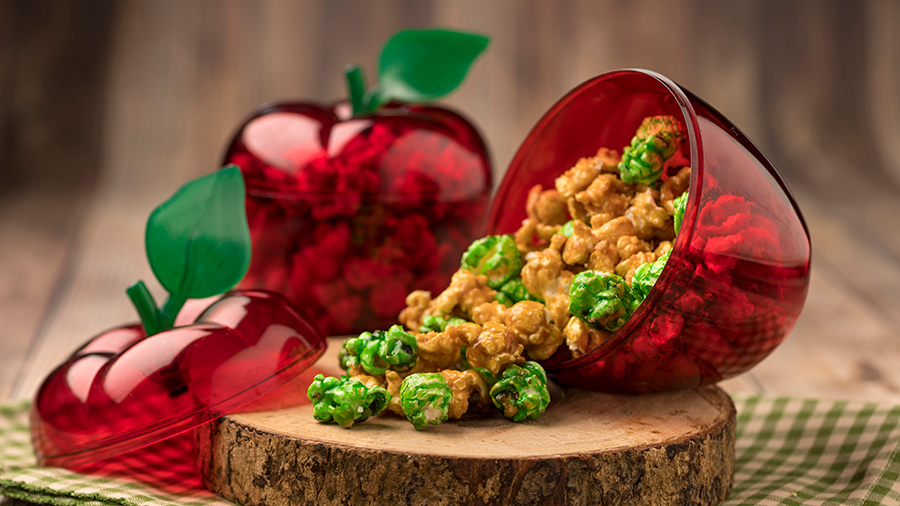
{"left": 198, "top": 382, "right": 735, "bottom": 506}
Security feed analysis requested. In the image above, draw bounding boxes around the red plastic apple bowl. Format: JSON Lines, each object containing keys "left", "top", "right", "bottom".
{"left": 224, "top": 102, "right": 491, "bottom": 336}
{"left": 30, "top": 290, "right": 325, "bottom": 468}
{"left": 488, "top": 69, "right": 811, "bottom": 394}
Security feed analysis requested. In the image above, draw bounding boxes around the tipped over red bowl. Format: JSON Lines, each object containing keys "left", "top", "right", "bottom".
{"left": 488, "top": 69, "right": 811, "bottom": 394}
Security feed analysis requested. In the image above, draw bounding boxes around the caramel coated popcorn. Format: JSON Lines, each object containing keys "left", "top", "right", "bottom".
{"left": 466, "top": 321, "right": 525, "bottom": 375}
{"left": 323, "top": 115, "right": 690, "bottom": 431}
{"left": 526, "top": 185, "right": 569, "bottom": 226}
{"left": 439, "top": 369, "right": 490, "bottom": 418}
{"left": 563, "top": 317, "right": 610, "bottom": 358}
{"left": 403, "top": 270, "right": 496, "bottom": 331}
{"left": 398, "top": 290, "right": 431, "bottom": 331}
{"left": 506, "top": 301, "right": 564, "bottom": 361}
{"left": 471, "top": 301, "right": 509, "bottom": 325}
{"left": 413, "top": 330, "right": 466, "bottom": 372}
{"left": 626, "top": 187, "right": 671, "bottom": 239}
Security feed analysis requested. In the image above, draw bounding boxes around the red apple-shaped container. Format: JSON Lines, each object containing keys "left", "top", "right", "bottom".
{"left": 224, "top": 102, "right": 491, "bottom": 336}
{"left": 488, "top": 69, "right": 811, "bottom": 394}
{"left": 30, "top": 290, "right": 326, "bottom": 467}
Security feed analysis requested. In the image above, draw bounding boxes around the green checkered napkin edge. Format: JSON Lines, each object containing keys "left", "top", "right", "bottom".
{"left": 0, "top": 402, "right": 234, "bottom": 506}
{"left": 3, "top": 395, "right": 900, "bottom": 505}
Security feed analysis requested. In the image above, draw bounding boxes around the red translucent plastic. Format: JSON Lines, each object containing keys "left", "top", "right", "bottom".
{"left": 30, "top": 290, "right": 326, "bottom": 467}
{"left": 223, "top": 102, "right": 492, "bottom": 335}
{"left": 488, "top": 69, "right": 811, "bottom": 394}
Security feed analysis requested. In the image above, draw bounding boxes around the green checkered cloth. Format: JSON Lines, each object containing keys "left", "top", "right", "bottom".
{"left": 2, "top": 395, "right": 900, "bottom": 505}
{"left": 0, "top": 402, "right": 234, "bottom": 506}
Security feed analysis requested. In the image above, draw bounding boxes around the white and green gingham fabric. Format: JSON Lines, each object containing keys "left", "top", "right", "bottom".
{"left": 0, "top": 402, "right": 234, "bottom": 506}
{"left": 2, "top": 395, "right": 900, "bottom": 506}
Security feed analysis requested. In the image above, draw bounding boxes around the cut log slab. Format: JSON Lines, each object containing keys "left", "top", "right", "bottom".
{"left": 198, "top": 385, "right": 735, "bottom": 506}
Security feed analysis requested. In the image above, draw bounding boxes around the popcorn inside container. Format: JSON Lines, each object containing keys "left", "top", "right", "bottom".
{"left": 486, "top": 69, "right": 811, "bottom": 394}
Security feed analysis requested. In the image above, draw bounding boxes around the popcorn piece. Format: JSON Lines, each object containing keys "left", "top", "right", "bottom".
{"left": 445, "top": 322, "right": 483, "bottom": 350}
{"left": 564, "top": 317, "right": 610, "bottom": 358}
{"left": 414, "top": 330, "right": 466, "bottom": 372}
{"left": 661, "top": 166, "right": 692, "bottom": 214}
{"left": 495, "top": 278, "right": 536, "bottom": 307}
{"left": 592, "top": 216, "right": 637, "bottom": 245}
{"left": 399, "top": 373, "right": 452, "bottom": 430}
{"left": 556, "top": 156, "right": 603, "bottom": 199}
{"left": 465, "top": 321, "right": 525, "bottom": 375}
{"left": 575, "top": 173, "right": 632, "bottom": 218}
{"left": 520, "top": 236, "right": 565, "bottom": 300}
{"left": 526, "top": 185, "right": 569, "bottom": 226}
{"left": 619, "top": 115, "right": 686, "bottom": 185}
{"left": 399, "top": 290, "right": 431, "bottom": 332}
{"left": 439, "top": 369, "right": 490, "bottom": 419}
{"left": 505, "top": 301, "right": 564, "bottom": 361}
{"left": 308, "top": 375, "right": 390, "bottom": 429}
{"left": 461, "top": 235, "right": 524, "bottom": 289}
{"left": 562, "top": 220, "right": 597, "bottom": 266}
{"left": 385, "top": 370, "right": 404, "bottom": 415}
{"left": 625, "top": 187, "right": 670, "bottom": 239}
{"left": 490, "top": 362, "right": 551, "bottom": 422}
{"left": 655, "top": 241, "right": 673, "bottom": 258}
{"left": 616, "top": 251, "right": 658, "bottom": 286}
{"left": 615, "top": 235, "right": 651, "bottom": 260}
{"left": 587, "top": 240, "right": 620, "bottom": 273}
{"left": 673, "top": 192, "right": 689, "bottom": 235}
{"left": 595, "top": 148, "right": 622, "bottom": 173}
{"left": 472, "top": 301, "right": 509, "bottom": 325}
{"left": 428, "top": 269, "right": 497, "bottom": 319}
{"left": 514, "top": 219, "right": 561, "bottom": 254}
{"left": 567, "top": 197, "right": 591, "bottom": 224}
{"left": 543, "top": 270, "right": 574, "bottom": 333}
{"left": 339, "top": 325, "right": 418, "bottom": 376}
{"left": 569, "top": 270, "right": 630, "bottom": 332}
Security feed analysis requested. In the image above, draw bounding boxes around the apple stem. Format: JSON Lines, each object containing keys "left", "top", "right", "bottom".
{"left": 127, "top": 280, "right": 161, "bottom": 336}
{"left": 345, "top": 65, "right": 367, "bottom": 116}
{"left": 158, "top": 292, "right": 188, "bottom": 332}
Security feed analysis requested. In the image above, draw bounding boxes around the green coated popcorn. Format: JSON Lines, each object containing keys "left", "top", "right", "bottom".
{"left": 569, "top": 270, "right": 632, "bottom": 332}
{"left": 495, "top": 278, "right": 535, "bottom": 307}
{"left": 461, "top": 235, "right": 523, "bottom": 289}
{"left": 673, "top": 192, "right": 688, "bottom": 236}
{"left": 340, "top": 325, "right": 418, "bottom": 375}
{"left": 495, "top": 292, "right": 515, "bottom": 307}
{"left": 399, "top": 373, "right": 453, "bottom": 430}
{"left": 307, "top": 374, "right": 391, "bottom": 429}
{"left": 419, "top": 314, "right": 467, "bottom": 333}
{"left": 618, "top": 115, "right": 686, "bottom": 185}
{"left": 474, "top": 366, "right": 497, "bottom": 387}
{"left": 630, "top": 251, "right": 671, "bottom": 310}
{"left": 337, "top": 345, "right": 353, "bottom": 371}
{"left": 490, "top": 362, "right": 550, "bottom": 422}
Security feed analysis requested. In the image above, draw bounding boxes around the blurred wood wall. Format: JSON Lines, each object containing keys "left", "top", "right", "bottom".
{"left": 2, "top": 0, "right": 900, "bottom": 401}
{"left": 2, "top": 0, "right": 899, "bottom": 194}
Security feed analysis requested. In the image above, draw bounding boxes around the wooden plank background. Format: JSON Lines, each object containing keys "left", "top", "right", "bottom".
{"left": 2, "top": 0, "right": 900, "bottom": 429}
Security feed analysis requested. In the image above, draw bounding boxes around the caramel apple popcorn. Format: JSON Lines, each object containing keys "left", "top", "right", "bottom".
{"left": 310, "top": 115, "right": 690, "bottom": 430}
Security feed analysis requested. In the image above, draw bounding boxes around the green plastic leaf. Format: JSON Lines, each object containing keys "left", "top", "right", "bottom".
{"left": 146, "top": 165, "right": 251, "bottom": 300}
{"left": 375, "top": 29, "right": 489, "bottom": 105}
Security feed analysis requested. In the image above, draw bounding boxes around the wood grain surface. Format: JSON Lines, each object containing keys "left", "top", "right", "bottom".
{"left": 2, "top": 1, "right": 900, "bottom": 504}
{"left": 199, "top": 386, "right": 735, "bottom": 506}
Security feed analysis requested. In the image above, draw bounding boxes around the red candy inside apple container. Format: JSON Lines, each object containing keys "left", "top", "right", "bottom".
{"left": 488, "top": 69, "right": 812, "bottom": 394}
{"left": 224, "top": 30, "right": 492, "bottom": 335}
